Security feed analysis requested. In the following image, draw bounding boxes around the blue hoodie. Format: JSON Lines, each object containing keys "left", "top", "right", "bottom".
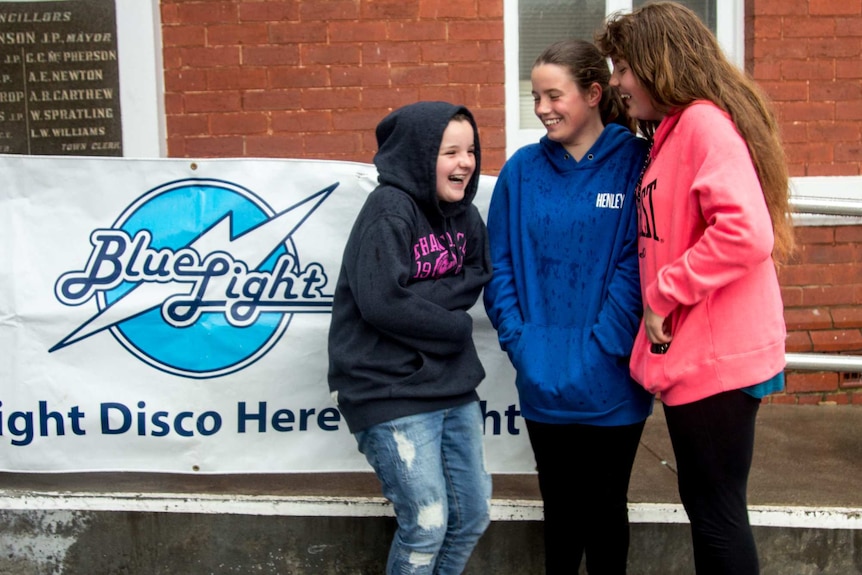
{"left": 328, "top": 102, "right": 492, "bottom": 433}
{"left": 484, "top": 123, "right": 653, "bottom": 426}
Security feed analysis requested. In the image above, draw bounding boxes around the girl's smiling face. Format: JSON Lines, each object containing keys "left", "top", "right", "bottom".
{"left": 609, "top": 58, "right": 664, "bottom": 122}
{"left": 531, "top": 63, "right": 603, "bottom": 155}
{"left": 436, "top": 118, "right": 476, "bottom": 203}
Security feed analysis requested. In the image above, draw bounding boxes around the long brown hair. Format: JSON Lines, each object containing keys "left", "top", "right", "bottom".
{"left": 596, "top": 2, "right": 794, "bottom": 262}
{"left": 535, "top": 39, "right": 636, "bottom": 133}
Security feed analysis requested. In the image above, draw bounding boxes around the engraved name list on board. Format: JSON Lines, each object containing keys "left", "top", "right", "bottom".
{"left": 0, "top": 0, "right": 123, "bottom": 156}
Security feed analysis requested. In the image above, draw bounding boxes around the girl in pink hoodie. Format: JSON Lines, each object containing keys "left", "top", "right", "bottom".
{"left": 597, "top": 3, "right": 794, "bottom": 574}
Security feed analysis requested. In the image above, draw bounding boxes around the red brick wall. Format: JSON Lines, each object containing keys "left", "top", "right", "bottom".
{"left": 159, "top": 0, "right": 862, "bottom": 178}
{"left": 159, "top": 0, "right": 506, "bottom": 169}
{"left": 747, "top": 0, "right": 862, "bottom": 178}
{"left": 777, "top": 225, "right": 862, "bottom": 404}
{"left": 746, "top": 2, "right": 862, "bottom": 402}
{"left": 159, "top": 1, "right": 862, "bottom": 401}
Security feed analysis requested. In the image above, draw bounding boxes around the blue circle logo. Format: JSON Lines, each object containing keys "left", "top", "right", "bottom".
{"left": 52, "top": 178, "right": 336, "bottom": 379}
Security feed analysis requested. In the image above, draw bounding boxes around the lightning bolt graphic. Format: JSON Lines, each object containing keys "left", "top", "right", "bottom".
{"left": 50, "top": 183, "right": 338, "bottom": 353}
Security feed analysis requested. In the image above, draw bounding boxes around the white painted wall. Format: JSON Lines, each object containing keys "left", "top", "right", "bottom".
{"left": 115, "top": 0, "right": 165, "bottom": 157}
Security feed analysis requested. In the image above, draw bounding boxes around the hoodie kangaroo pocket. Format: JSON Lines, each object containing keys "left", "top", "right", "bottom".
{"left": 512, "top": 324, "right": 589, "bottom": 406}
{"left": 630, "top": 335, "right": 670, "bottom": 396}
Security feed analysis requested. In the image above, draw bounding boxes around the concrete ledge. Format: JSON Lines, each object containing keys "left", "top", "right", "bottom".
{"left": 1, "top": 404, "right": 860, "bottom": 529}
{"left": 0, "top": 405, "right": 860, "bottom": 574}
{"left": 1, "top": 502, "right": 860, "bottom": 574}
{"left": 1, "top": 490, "right": 860, "bottom": 530}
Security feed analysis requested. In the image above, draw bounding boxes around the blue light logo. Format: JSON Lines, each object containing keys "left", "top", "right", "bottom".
{"left": 52, "top": 178, "right": 337, "bottom": 379}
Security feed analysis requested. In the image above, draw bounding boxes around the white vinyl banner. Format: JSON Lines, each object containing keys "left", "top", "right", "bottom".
{"left": 0, "top": 155, "right": 534, "bottom": 474}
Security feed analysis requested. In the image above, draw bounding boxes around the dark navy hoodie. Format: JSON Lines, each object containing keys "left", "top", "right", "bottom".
{"left": 327, "top": 101, "right": 492, "bottom": 433}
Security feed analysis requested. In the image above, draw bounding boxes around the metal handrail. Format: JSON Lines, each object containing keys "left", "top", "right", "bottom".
{"left": 791, "top": 195, "right": 862, "bottom": 217}
{"left": 786, "top": 353, "right": 862, "bottom": 372}
{"left": 786, "top": 194, "right": 862, "bottom": 372}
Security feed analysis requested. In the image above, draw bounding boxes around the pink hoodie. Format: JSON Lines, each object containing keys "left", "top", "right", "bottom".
{"left": 630, "top": 101, "right": 786, "bottom": 405}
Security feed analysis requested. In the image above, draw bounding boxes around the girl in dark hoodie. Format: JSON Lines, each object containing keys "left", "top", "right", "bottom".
{"left": 327, "top": 101, "right": 492, "bottom": 574}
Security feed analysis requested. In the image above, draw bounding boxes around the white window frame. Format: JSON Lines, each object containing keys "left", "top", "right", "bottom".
{"left": 504, "top": 0, "right": 744, "bottom": 157}
{"left": 115, "top": 0, "right": 165, "bottom": 156}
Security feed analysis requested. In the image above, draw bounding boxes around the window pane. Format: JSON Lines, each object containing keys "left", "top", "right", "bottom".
{"left": 632, "top": 0, "right": 715, "bottom": 32}
{"left": 518, "top": 0, "right": 605, "bottom": 128}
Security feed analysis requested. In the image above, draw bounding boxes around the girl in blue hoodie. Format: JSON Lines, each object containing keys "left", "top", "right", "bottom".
{"left": 484, "top": 40, "right": 653, "bottom": 574}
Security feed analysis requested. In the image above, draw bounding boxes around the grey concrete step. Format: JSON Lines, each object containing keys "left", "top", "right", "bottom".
{"left": 0, "top": 405, "right": 859, "bottom": 574}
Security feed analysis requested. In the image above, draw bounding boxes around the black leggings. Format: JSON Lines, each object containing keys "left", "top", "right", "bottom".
{"left": 526, "top": 418, "right": 646, "bottom": 575}
{"left": 664, "top": 390, "right": 761, "bottom": 575}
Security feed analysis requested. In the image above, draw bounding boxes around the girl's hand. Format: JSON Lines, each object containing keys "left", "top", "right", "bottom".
{"left": 644, "top": 305, "right": 672, "bottom": 344}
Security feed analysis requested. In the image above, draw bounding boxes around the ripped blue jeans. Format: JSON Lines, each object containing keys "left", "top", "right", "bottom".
{"left": 356, "top": 401, "right": 492, "bottom": 574}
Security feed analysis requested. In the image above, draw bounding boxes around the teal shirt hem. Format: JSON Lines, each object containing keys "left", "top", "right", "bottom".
{"left": 742, "top": 372, "right": 785, "bottom": 399}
